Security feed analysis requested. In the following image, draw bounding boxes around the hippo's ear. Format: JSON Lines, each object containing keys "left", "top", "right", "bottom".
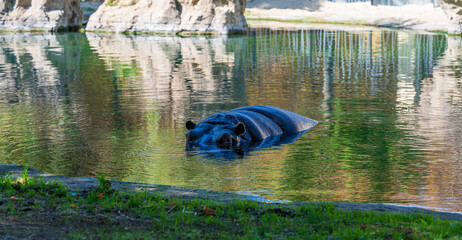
{"left": 234, "top": 122, "right": 245, "bottom": 136}
{"left": 186, "top": 121, "right": 196, "bottom": 130}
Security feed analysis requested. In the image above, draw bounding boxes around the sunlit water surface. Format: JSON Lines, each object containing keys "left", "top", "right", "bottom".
{"left": 1, "top": 27, "right": 461, "bottom": 212}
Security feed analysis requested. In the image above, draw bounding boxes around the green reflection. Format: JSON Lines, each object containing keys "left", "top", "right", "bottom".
{"left": 1, "top": 29, "right": 460, "bottom": 212}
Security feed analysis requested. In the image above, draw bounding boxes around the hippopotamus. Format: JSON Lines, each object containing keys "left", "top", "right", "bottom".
{"left": 185, "top": 105, "right": 317, "bottom": 151}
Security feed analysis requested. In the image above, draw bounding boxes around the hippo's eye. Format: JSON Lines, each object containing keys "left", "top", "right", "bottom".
{"left": 186, "top": 131, "right": 201, "bottom": 141}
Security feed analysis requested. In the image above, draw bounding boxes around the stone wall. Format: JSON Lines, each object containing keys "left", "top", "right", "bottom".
{"left": 85, "top": 0, "right": 247, "bottom": 34}
{"left": 0, "top": 0, "right": 83, "bottom": 31}
{"left": 437, "top": 0, "right": 462, "bottom": 34}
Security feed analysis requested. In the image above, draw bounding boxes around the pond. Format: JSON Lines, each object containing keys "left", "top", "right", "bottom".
{"left": 1, "top": 27, "right": 461, "bottom": 213}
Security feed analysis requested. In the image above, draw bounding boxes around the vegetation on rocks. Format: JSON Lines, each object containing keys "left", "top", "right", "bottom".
{"left": 1, "top": 167, "right": 462, "bottom": 239}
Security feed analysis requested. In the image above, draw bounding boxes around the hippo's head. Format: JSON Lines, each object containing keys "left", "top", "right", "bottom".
{"left": 185, "top": 113, "right": 246, "bottom": 149}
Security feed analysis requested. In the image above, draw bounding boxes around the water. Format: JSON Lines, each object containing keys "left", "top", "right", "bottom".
{"left": 1, "top": 28, "right": 461, "bottom": 212}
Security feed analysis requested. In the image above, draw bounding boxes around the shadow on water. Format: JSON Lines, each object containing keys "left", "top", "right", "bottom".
{"left": 185, "top": 131, "right": 308, "bottom": 160}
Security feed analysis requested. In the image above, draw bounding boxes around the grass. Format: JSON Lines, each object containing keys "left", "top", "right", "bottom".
{"left": 83, "top": 29, "right": 222, "bottom": 36}
{"left": 0, "top": 28, "right": 79, "bottom": 33}
{"left": 1, "top": 167, "right": 462, "bottom": 239}
{"left": 0, "top": 29, "right": 48, "bottom": 33}
{"left": 82, "top": 7, "right": 96, "bottom": 12}
{"left": 105, "top": 0, "right": 120, "bottom": 6}
{"left": 448, "top": 33, "right": 462, "bottom": 37}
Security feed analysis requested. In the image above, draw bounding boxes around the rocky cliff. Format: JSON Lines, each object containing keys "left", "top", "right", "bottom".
{"left": 0, "top": 0, "right": 83, "bottom": 31}
{"left": 85, "top": 0, "right": 247, "bottom": 34}
{"left": 437, "top": 0, "right": 462, "bottom": 34}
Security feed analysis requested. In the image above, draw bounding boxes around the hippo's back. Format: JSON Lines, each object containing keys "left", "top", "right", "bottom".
{"left": 229, "top": 105, "right": 317, "bottom": 140}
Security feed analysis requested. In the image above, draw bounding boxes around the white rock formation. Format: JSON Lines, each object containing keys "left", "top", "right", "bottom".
{"left": 0, "top": 0, "right": 83, "bottom": 31}
{"left": 437, "top": 0, "right": 462, "bottom": 34}
{"left": 85, "top": 0, "right": 247, "bottom": 34}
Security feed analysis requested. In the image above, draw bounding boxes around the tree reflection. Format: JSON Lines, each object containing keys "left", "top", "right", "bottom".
{"left": 1, "top": 29, "right": 460, "bottom": 211}
{"left": 237, "top": 29, "right": 448, "bottom": 205}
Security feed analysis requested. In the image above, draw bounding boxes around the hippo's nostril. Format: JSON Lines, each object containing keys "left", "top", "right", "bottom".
{"left": 218, "top": 133, "right": 235, "bottom": 148}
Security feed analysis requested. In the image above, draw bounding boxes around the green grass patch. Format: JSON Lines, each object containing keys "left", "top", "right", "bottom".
{"left": 86, "top": 30, "right": 222, "bottom": 36}
{"left": 105, "top": 0, "right": 120, "bottom": 6}
{"left": 448, "top": 33, "right": 462, "bottom": 37}
{"left": 1, "top": 167, "right": 461, "bottom": 239}
{"left": 176, "top": 31, "right": 217, "bottom": 36}
{"left": 0, "top": 28, "right": 79, "bottom": 33}
{"left": 0, "top": 29, "right": 48, "bottom": 33}
{"left": 82, "top": 7, "right": 96, "bottom": 12}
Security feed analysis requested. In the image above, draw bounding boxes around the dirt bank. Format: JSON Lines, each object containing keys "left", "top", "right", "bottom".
{"left": 2, "top": 163, "right": 462, "bottom": 221}
{"left": 246, "top": 0, "right": 449, "bottom": 32}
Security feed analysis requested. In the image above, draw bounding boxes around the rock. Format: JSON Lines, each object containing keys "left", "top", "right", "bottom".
{"left": 0, "top": 0, "right": 83, "bottom": 31}
{"left": 437, "top": 0, "right": 462, "bottom": 34}
{"left": 85, "top": 0, "right": 247, "bottom": 34}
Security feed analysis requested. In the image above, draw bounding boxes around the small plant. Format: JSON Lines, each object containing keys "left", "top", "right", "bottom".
{"left": 0, "top": 173, "right": 13, "bottom": 186}
{"left": 19, "top": 165, "right": 30, "bottom": 185}
{"left": 105, "top": 0, "right": 120, "bottom": 6}
{"left": 83, "top": 7, "right": 96, "bottom": 12}
{"left": 97, "top": 173, "right": 113, "bottom": 193}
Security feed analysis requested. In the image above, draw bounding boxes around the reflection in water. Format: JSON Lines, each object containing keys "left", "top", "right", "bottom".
{"left": 84, "top": 33, "right": 247, "bottom": 125}
{"left": 1, "top": 30, "right": 461, "bottom": 212}
{"left": 400, "top": 37, "right": 462, "bottom": 211}
{"left": 0, "top": 33, "right": 86, "bottom": 175}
